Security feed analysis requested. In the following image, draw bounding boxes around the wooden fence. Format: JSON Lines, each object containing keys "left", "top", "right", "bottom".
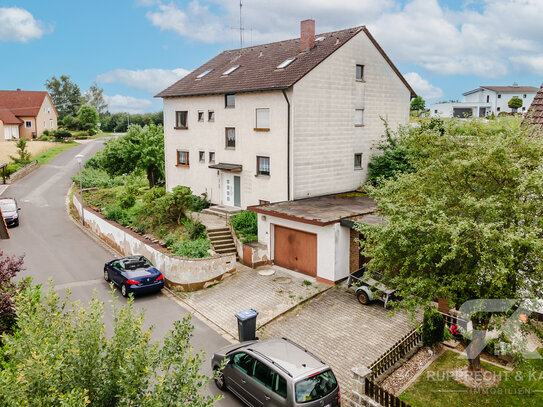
{"left": 368, "top": 326, "right": 423, "bottom": 381}
{"left": 364, "top": 378, "right": 411, "bottom": 407}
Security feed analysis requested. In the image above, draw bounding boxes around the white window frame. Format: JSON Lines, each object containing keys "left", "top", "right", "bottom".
{"left": 50, "top": 119, "right": 54, "bottom": 128}
{"left": 257, "top": 156, "right": 270, "bottom": 176}
{"left": 354, "top": 109, "right": 364, "bottom": 126}
{"left": 255, "top": 108, "right": 270, "bottom": 130}
{"left": 25, "top": 120, "right": 32, "bottom": 128}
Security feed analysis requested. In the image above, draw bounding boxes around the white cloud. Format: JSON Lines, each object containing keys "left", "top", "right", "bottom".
{"left": 104, "top": 94, "right": 154, "bottom": 114}
{"left": 96, "top": 68, "right": 190, "bottom": 95}
{"left": 403, "top": 72, "right": 444, "bottom": 101}
{"left": 0, "top": 7, "right": 49, "bottom": 42}
{"left": 141, "top": 0, "right": 543, "bottom": 79}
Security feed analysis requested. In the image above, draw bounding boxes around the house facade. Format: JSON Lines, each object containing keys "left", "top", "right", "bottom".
{"left": 0, "top": 90, "right": 58, "bottom": 141}
{"left": 430, "top": 85, "right": 539, "bottom": 118}
{"left": 158, "top": 20, "right": 415, "bottom": 209}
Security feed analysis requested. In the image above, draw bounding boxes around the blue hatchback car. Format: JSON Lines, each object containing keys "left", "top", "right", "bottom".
{"left": 104, "top": 255, "right": 164, "bottom": 297}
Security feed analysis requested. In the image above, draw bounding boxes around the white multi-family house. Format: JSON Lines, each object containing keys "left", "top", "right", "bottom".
{"left": 430, "top": 85, "right": 539, "bottom": 118}
{"left": 157, "top": 20, "right": 415, "bottom": 283}
{"left": 157, "top": 20, "right": 415, "bottom": 209}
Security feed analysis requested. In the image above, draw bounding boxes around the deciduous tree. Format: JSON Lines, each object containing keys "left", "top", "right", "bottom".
{"left": 81, "top": 82, "right": 108, "bottom": 115}
{"left": 508, "top": 96, "right": 523, "bottom": 112}
{"left": 0, "top": 284, "right": 220, "bottom": 407}
{"left": 0, "top": 249, "right": 24, "bottom": 336}
{"left": 357, "top": 120, "right": 543, "bottom": 371}
{"left": 45, "top": 75, "right": 82, "bottom": 119}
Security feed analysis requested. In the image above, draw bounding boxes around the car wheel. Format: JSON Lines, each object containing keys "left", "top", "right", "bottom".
{"left": 104, "top": 268, "right": 110, "bottom": 282}
{"left": 357, "top": 290, "right": 371, "bottom": 305}
{"left": 214, "top": 368, "right": 227, "bottom": 390}
{"left": 121, "top": 284, "right": 128, "bottom": 297}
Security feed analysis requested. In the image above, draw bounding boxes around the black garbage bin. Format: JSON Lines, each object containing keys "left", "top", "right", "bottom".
{"left": 235, "top": 309, "right": 259, "bottom": 342}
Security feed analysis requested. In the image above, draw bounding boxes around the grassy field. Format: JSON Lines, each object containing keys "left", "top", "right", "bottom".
{"left": 0, "top": 140, "right": 60, "bottom": 164}
{"left": 401, "top": 350, "right": 543, "bottom": 407}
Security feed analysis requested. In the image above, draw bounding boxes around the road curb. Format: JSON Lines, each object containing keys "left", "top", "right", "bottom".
{"left": 64, "top": 183, "right": 238, "bottom": 344}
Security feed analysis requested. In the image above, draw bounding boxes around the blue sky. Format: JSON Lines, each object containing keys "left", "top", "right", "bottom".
{"left": 1, "top": 0, "right": 542, "bottom": 113}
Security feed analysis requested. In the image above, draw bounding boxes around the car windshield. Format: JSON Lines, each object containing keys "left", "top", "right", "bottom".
{"left": 295, "top": 370, "right": 337, "bottom": 403}
{"left": 0, "top": 201, "right": 16, "bottom": 212}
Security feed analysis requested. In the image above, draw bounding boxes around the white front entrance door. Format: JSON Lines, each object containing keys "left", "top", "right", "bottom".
{"left": 4, "top": 125, "right": 19, "bottom": 140}
{"left": 221, "top": 173, "right": 241, "bottom": 207}
{"left": 222, "top": 173, "right": 234, "bottom": 206}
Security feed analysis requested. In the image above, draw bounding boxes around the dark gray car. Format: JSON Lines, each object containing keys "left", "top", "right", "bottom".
{"left": 212, "top": 338, "right": 340, "bottom": 407}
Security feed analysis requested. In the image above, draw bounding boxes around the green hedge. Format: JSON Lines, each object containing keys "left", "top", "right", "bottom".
{"left": 422, "top": 308, "right": 445, "bottom": 346}
{"left": 173, "top": 239, "right": 212, "bottom": 258}
{"left": 231, "top": 210, "right": 258, "bottom": 243}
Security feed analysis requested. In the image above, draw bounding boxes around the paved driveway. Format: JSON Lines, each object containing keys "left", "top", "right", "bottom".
{"left": 176, "top": 263, "right": 329, "bottom": 338}
{"left": 259, "top": 286, "right": 418, "bottom": 394}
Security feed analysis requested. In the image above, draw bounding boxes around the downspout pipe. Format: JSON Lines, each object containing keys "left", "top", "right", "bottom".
{"left": 282, "top": 89, "right": 291, "bottom": 201}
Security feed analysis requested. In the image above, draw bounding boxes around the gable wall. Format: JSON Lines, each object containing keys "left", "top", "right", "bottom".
{"left": 291, "top": 31, "right": 410, "bottom": 199}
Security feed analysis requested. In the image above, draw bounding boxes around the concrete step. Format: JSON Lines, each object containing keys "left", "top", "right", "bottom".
{"left": 209, "top": 237, "right": 233, "bottom": 244}
{"left": 208, "top": 229, "right": 231, "bottom": 235}
{"left": 214, "top": 243, "right": 236, "bottom": 250}
{"left": 215, "top": 248, "right": 238, "bottom": 255}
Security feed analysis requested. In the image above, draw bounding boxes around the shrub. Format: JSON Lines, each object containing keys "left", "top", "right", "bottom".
{"left": 8, "top": 139, "right": 32, "bottom": 165}
{"left": 164, "top": 232, "right": 180, "bottom": 248}
{"left": 185, "top": 193, "right": 211, "bottom": 212}
{"left": 422, "top": 308, "right": 445, "bottom": 346}
{"left": 172, "top": 239, "right": 212, "bottom": 258}
{"left": 52, "top": 129, "right": 72, "bottom": 141}
{"left": 102, "top": 204, "right": 130, "bottom": 226}
{"left": 38, "top": 135, "right": 49, "bottom": 141}
{"left": 42, "top": 129, "right": 50, "bottom": 136}
{"left": 5, "top": 164, "right": 23, "bottom": 177}
{"left": 182, "top": 217, "right": 206, "bottom": 240}
{"left": 231, "top": 210, "right": 258, "bottom": 242}
{"left": 71, "top": 167, "right": 125, "bottom": 189}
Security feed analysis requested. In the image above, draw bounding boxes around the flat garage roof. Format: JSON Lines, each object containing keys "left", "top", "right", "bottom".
{"left": 248, "top": 193, "right": 377, "bottom": 226}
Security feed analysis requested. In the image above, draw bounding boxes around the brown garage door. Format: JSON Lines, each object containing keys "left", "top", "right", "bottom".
{"left": 273, "top": 225, "right": 317, "bottom": 277}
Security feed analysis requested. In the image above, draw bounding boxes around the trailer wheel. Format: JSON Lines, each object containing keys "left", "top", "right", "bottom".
{"left": 357, "top": 290, "right": 371, "bottom": 305}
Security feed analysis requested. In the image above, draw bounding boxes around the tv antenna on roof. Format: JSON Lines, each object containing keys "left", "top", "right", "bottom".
{"left": 239, "top": 0, "right": 244, "bottom": 49}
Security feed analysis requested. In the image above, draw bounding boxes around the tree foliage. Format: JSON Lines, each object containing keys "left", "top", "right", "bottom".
{"left": 45, "top": 75, "right": 82, "bottom": 119}
{"left": 100, "top": 112, "right": 164, "bottom": 133}
{"left": 8, "top": 138, "right": 32, "bottom": 165}
{"left": 77, "top": 104, "right": 99, "bottom": 131}
{"left": 0, "top": 284, "right": 221, "bottom": 407}
{"left": 90, "top": 123, "right": 165, "bottom": 187}
{"left": 357, "top": 120, "right": 543, "bottom": 370}
{"left": 508, "top": 96, "right": 523, "bottom": 110}
{"left": 0, "top": 250, "right": 24, "bottom": 336}
{"left": 410, "top": 96, "right": 426, "bottom": 111}
{"left": 366, "top": 122, "right": 415, "bottom": 184}
{"left": 80, "top": 82, "right": 108, "bottom": 115}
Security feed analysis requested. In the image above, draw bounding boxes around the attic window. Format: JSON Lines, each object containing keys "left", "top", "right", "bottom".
{"left": 196, "top": 69, "right": 213, "bottom": 79}
{"left": 277, "top": 58, "right": 296, "bottom": 69}
{"left": 222, "top": 65, "right": 240, "bottom": 75}
{"left": 315, "top": 36, "right": 325, "bottom": 42}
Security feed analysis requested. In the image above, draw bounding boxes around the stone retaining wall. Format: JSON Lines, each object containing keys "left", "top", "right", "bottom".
{"left": 10, "top": 160, "right": 39, "bottom": 183}
{"left": 72, "top": 191, "right": 236, "bottom": 290}
{"left": 230, "top": 224, "right": 269, "bottom": 268}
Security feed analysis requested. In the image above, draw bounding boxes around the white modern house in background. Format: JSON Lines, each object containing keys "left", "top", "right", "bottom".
{"left": 157, "top": 19, "right": 415, "bottom": 209}
{"left": 430, "top": 84, "right": 539, "bottom": 118}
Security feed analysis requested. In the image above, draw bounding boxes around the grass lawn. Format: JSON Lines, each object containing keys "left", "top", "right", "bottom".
{"left": 33, "top": 141, "right": 77, "bottom": 165}
{"left": 401, "top": 349, "right": 543, "bottom": 406}
{"left": 89, "top": 132, "right": 116, "bottom": 139}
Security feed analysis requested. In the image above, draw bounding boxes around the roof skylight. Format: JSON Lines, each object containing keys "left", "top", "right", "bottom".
{"left": 196, "top": 69, "right": 213, "bottom": 79}
{"left": 277, "top": 57, "right": 296, "bottom": 69}
{"left": 315, "top": 36, "right": 325, "bottom": 42}
{"left": 222, "top": 65, "right": 240, "bottom": 75}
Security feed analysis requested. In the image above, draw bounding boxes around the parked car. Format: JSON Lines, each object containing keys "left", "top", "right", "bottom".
{"left": 0, "top": 197, "right": 21, "bottom": 227}
{"left": 347, "top": 267, "right": 400, "bottom": 308}
{"left": 104, "top": 255, "right": 164, "bottom": 297}
{"left": 212, "top": 337, "right": 340, "bottom": 407}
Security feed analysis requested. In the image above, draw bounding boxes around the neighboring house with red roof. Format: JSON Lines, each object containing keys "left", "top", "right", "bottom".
{"left": 0, "top": 89, "right": 58, "bottom": 142}
{"left": 524, "top": 84, "right": 543, "bottom": 134}
{"left": 156, "top": 20, "right": 415, "bottom": 209}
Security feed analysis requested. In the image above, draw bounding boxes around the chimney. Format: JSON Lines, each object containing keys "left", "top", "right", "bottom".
{"left": 16, "top": 88, "right": 21, "bottom": 91}
{"left": 300, "top": 19, "right": 315, "bottom": 52}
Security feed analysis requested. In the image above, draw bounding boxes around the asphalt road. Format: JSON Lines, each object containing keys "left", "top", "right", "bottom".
{"left": 1, "top": 139, "right": 241, "bottom": 406}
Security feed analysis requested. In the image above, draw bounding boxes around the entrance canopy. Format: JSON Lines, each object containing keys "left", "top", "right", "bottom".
{"left": 208, "top": 162, "right": 242, "bottom": 172}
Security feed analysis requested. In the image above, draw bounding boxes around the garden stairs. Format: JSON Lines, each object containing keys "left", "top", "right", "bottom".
{"left": 208, "top": 227, "right": 237, "bottom": 256}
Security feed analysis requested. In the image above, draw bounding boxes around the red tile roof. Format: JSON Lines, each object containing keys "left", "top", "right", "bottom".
{"left": 0, "top": 108, "right": 22, "bottom": 124}
{"left": 156, "top": 26, "right": 416, "bottom": 99}
{"left": 524, "top": 84, "right": 543, "bottom": 132}
{"left": 0, "top": 90, "right": 49, "bottom": 119}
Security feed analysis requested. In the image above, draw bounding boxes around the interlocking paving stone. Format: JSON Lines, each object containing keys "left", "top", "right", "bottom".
{"left": 259, "top": 286, "right": 418, "bottom": 393}
{"left": 178, "top": 263, "right": 328, "bottom": 338}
